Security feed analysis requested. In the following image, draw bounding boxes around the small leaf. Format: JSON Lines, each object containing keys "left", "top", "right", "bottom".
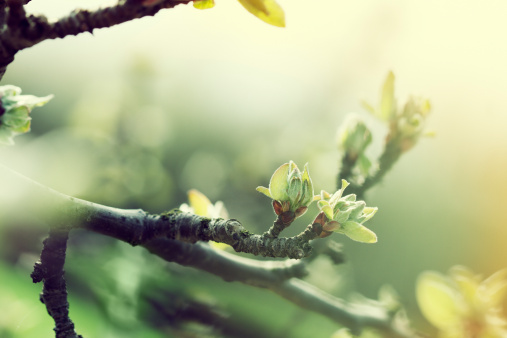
{"left": 269, "top": 162, "right": 290, "bottom": 201}
{"left": 358, "top": 207, "right": 378, "bottom": 223}
{"left": 11, "top": 94, "right": 53, "bottom": 108}
{"left": 340, "top": 221, "right": 377, "bottom": 243}
{"left": 193, "top": 0, "right": 215, "bottom": 9}
{"left": 318, "top": 200, "right": 333, "bottom": 220}
{"left": 322, "top": 205, "right": 334, "bottom": 221}
{"left": 0, "top": 86, "right": 53, "bottom": 146}
{"left": 188, "top": 189, "right": 212, "bottom": 216}
{"left": 335, "top": 207, "right": 352, "bottom": 223}
{"left": 320, "top": 190, "right": 331, "bottom": 200}
{"left": 237, "top": 0, "right": 285, "bottom": 27}
{"left": 301, "top": 163, "right": 314, "bottom": 205}
{"left": 348, "top": 201, "right": 366, "bottom": 220}
{"left": 341, "top": 194, "right": 356, "bottom": 202}
{"left": 256, "top": 186, "right": 272, "bottom": 198}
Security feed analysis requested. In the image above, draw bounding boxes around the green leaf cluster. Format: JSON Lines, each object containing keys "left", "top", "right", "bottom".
{"left": 363, "top": 71, "right": 432, "bottom": 152}
{"left": 0, "top": 85, "right": 53, "bottom": 146}
{"left": 316, "top": 180, "right": 378, "bottom": 243}
{"left": 256, "top": 161, "right": 314, "bottom": 216}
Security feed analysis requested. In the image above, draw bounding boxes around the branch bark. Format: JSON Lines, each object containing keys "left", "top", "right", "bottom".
{"left": 31, "top": 229, "right": 82, "bottom": 338}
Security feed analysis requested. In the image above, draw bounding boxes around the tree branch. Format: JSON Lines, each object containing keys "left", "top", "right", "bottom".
{"left": 0, "top": 163, "right": 319, "bottom": 259}
{"left": 0, "top": 0, "right": 192, "bottom": 79}
{"left": 0, "top": 163, "right": 412, "bottom": 336}
{"left": 31, "top": 228, "right": 82, "bottom": 338}
{"left": 346, "top": 138, "right": 402, "bottom": 198}
{"left": 272, "top": 279, "right": 413, "bottom": 337}
{"left": 145, "top": 291, "right": 278, "bottom": 338}
{"left": 142, "top": 239, "right": 413, "bottom": 337}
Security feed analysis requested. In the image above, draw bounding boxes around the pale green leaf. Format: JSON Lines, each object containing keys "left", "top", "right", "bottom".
{"left": 301, "top": 163, "right": 314, "bottom": 204}
{"left": 335, "top": 208, "right": 352, "bottom": 223}
{"left": 256, "top": 186, "right": 272, "bottom": 198}
{"left": 359, "top": 207, "right": 378, "bottom": 223}
{"left": 269, "top": 162, "right": 290, "bottom": 201}
{"left": 322, "top": 205, "right": 333, "bottom": 221}
{"left": 340, "top": 221, "right": 377, "bottom": 243}
{"left": 237, "top": 0, "right": 285, "bottom": 27}
{"left": 10, "top": 94, "right": 54, "bottom": 109}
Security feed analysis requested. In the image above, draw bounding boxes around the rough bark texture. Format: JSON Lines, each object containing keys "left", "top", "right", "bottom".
{"left": 31, "top": 229, "right": 82, "bottom": 338}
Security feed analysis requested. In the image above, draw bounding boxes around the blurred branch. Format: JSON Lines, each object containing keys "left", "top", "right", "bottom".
{"left": 145, "top": 291, "right": 278, "bottom": 338}
{"left": 144, "top": 240, "right": 413, "bottom": 337}
{"left": 343, "top": 138, "right": 402, "bottom": 199}
{"left": 349, "top": 138, "right": 402, "bottom": 198}
{"left": 30, "top": 229, "right": 82, "bottom": 338}
{"left": 0, "top": 0, "right": 192, "bottom": 79}
{"left": 273, "top": 279, "right": 413, "bottom": 338}
{"left": 306, "top": 239, "right": 345, "bottom": 265}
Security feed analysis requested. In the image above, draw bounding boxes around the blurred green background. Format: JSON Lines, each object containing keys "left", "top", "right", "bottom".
{"left": 1, "top": 0, "right": 507, "bottom": 337}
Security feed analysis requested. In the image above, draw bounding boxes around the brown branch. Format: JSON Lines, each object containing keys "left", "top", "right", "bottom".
{"left": 31, "top": 229, "right": 82, "bottom": 338}
{"left": 0, "top": 0, "right": 192, "bottom": 79}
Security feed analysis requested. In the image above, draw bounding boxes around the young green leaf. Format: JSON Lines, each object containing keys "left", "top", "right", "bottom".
{"left": 237, "top": 0, "right": 285, "bottom": 27}
{"left": 0, "top": 85, "right": 53, "bottom": 146}
{"left": 268, "top": 162, "right": 290, "bottom": 201}
{"left": 339, "top": 221, "right": 377, "bottom": 243}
